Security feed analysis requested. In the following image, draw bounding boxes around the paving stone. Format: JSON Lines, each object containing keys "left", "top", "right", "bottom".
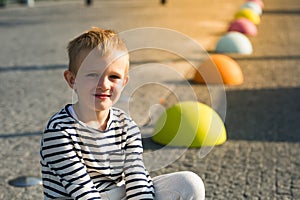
{"left": 1, "top": 0, "right": 299, "bottom": 199}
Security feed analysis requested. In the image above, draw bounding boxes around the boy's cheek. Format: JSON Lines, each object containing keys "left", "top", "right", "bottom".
{"left": 115, "top": 80, "right": 125, "bottom": 91}
{"left": 76, "top": 77, "right": 93, "bottom": 87}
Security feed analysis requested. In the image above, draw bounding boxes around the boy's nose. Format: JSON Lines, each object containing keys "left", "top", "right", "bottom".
{"left": 97, "top": 77, "right": 110, "bottom": 90}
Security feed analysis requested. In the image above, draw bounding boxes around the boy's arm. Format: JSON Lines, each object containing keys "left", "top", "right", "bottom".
{"left": 41, "top": 129, "right": 102, "bottom": 200}
{"left": 123, "top": 121, "right": 155, "bottom": 200}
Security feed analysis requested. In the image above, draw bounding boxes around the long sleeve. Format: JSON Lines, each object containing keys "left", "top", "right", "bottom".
{"left": 123, "top": 120, "right": 155, "bottom": 199}
{"left": 40, "top": 105, "right": 155, "bottom": 200}
{"left": 41, "top": 128, "right": 102, "bottom": 200}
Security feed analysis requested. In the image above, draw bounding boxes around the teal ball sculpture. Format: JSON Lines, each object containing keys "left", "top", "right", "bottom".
{"left": 216, "top": 32, "right": 253, "bottom": 54}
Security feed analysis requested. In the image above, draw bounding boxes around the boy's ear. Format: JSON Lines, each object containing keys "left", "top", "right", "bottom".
{"left": 64, "top": 70, "right": 76, "bottom": 89}
{"left": 123, "top": 75, "right": 129, "bottom": 87}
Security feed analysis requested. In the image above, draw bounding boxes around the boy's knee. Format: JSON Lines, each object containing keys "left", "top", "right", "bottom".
{"left": 180, "top": 171, "right": 203, "bottom": 185}
{"left": 177, "top": 171, "right": 205, "bottom": 198}
{"left": 154, "top": 171, "right": 205, "bottom": 200}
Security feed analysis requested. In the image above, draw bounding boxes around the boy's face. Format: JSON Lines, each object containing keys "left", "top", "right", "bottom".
{"left": 68, "top": 49, "right": 129, "bottom": 113}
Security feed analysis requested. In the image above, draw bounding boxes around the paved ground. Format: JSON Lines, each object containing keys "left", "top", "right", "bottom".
{"left": 0, "top": 0, "right": 299, "bottom": 199}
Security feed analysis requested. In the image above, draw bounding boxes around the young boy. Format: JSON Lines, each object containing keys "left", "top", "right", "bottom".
{"left": 40, "top": 27, "right": 205, "bottom": 200}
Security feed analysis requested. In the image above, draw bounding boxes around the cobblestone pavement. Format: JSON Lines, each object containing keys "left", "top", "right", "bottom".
{"left": 0, "top": 0, "right": 299, "bottom": 199}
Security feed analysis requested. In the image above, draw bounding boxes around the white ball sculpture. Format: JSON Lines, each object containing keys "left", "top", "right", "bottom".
{"left": 241, "top": 2, "right": 262, "bottom": 16}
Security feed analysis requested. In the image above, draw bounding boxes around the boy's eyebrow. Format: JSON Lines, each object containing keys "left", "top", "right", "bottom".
{"left": 82, "top": 63, "right": 108, "bottom": 71}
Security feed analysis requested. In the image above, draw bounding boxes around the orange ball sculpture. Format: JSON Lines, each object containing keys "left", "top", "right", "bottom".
{"left": 193, "top": 54, "right": 244, "bottom": 85}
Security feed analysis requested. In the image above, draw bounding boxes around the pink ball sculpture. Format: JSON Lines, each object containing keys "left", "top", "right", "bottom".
{"left": 228, "top": 18, "right": 258, "bottom": 36}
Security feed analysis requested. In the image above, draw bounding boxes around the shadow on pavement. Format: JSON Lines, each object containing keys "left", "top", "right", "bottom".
{"left": 0, "top": 64, "right": 67, "bottom": 72}
{"left": 233, "top": 55, "right": 300, "bottom": 61}
{"left": 143, "top": 87, "right": 300, "bottom": 150}
{"left": 263, "top": 9, "right": 300, "bottom": 15}
{"left": 0, "top": 132, "right": 42, "bottom": 139}
{"left": 225, "top": 87, "right": 300, "bottom": 142}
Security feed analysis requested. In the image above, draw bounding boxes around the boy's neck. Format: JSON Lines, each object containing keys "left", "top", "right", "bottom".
{"left": 73, "top": 103, "right": 110, "bottom": 131}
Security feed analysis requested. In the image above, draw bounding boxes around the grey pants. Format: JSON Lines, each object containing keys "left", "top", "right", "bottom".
{"left": 100, "top": 171, "right": 205, "bottom": 200}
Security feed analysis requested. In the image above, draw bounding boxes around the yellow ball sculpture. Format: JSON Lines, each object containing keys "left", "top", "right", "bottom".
{"left": 235, "top": 8, "right": 261, "bottom": 25}
{"left": 152, "top": 101, "right": 227, "bottom": 148}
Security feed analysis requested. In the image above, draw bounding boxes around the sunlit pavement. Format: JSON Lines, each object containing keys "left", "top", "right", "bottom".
{"left": 0, "top": 0, "right": 299, "bottom": 199}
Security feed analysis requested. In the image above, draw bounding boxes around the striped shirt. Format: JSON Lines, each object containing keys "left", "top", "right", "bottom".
{"left": 40, "top": 104, "right": 155, "bottom": 199}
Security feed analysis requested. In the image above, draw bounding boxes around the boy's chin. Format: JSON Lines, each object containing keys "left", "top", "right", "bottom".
{"left": 94, "top": 103, "right": 113, "bottom": 111}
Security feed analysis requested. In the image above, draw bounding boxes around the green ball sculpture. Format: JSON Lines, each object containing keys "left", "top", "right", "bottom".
{"left": 152, "top": 101, "right": 227, "bottom": 148}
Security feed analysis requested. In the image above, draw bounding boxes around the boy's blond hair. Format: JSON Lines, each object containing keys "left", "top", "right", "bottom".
{"left": 67, "top": 27, "right": 128, "bottom": 75}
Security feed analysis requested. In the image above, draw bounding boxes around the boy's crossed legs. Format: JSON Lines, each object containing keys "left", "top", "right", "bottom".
{"left": 101, "top": 171, "right": 205, "bottom": 200}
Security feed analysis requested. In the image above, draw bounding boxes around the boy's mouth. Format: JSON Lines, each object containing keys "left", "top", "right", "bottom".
{"left": 94, "top": 93, "right": 111, "bottom": 99}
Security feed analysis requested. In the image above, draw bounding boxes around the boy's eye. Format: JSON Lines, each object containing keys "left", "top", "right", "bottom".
{"left": 109, "top": 75, "right": 121, "bottom": 80}
{"left": 87, "top": 73, "right": 99, "bottom": 78}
